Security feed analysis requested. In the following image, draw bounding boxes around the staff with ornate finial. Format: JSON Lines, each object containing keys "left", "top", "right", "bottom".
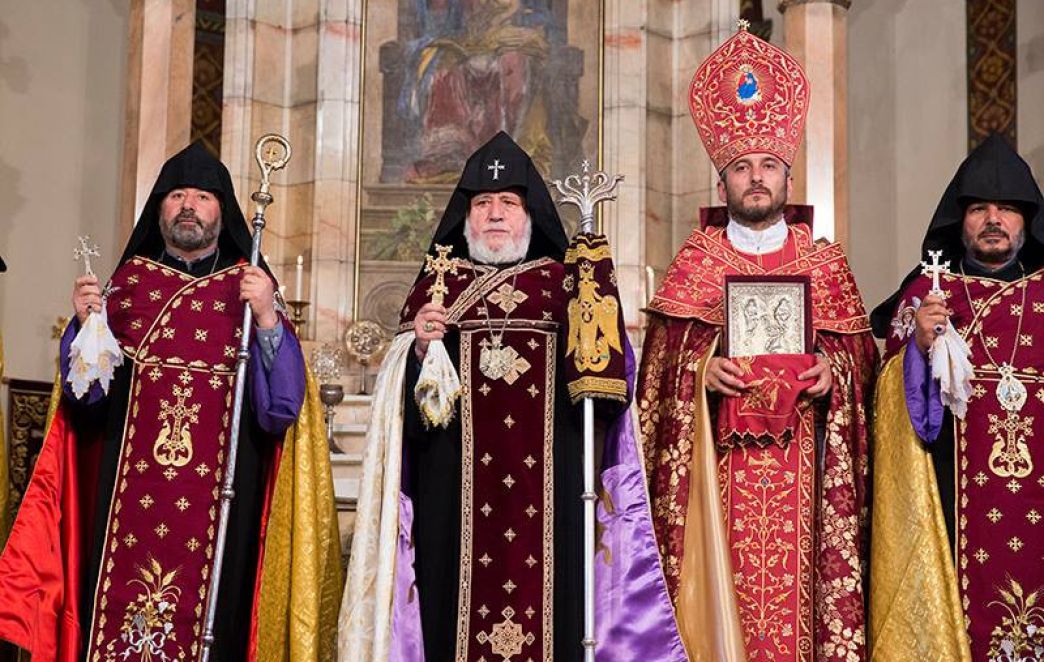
{"left": 551, "top": 160, "right": 624, "bottom": 662}
{"left": 201, "top": 133, "right": 291, "bottom": 662}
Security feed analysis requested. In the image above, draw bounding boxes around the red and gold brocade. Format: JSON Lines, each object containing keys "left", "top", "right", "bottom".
{"left": 878, "top": 270, "right": 1044, "bottom": 660}
{"left": 638, "top": 224, "right": 878, "bottom": 661}
{"left": 87, "top": 259, "right": 246, "bottom": 660}
{"left": 0, "top": 257, "right": 341, "bottom": 662}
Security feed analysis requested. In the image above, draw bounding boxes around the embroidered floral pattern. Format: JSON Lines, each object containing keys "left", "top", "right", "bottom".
{"left": 112, "top": 557, "right": 183, "bottom": 662}
{"left": 986, "top": 579, "right": 1044, "bottom": 661}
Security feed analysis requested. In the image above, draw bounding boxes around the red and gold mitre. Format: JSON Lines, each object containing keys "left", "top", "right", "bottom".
{"left": 689, "top": 21, "right": 809, "bottom": 172}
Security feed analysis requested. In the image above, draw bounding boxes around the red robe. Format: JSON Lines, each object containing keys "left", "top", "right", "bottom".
{"left": 0, "top": 260, "right": 286, "bottom": 661}
{"left": 638, "top": 222, "right": 878, "bottom": 660}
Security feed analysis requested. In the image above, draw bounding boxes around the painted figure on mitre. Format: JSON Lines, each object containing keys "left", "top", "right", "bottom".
{"left": 339, "top": 131, "right": 686, "bottom": 661}
{"left": 0, "top": 143, "right": 342, "bottom": 661}
{"left": 869, "top": 134, "right": 1044, "bottom": 661}
{"left": 637, "top": 23, "right": 879, "bottom": 661}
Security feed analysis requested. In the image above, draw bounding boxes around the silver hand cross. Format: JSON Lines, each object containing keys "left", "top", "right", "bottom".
{"left": 74, "top": 235, "right": 101, "bottom": 277}
{"left": 920, "top": 250, "right": 949, "bottom": 334}
{"left": 920, "top": 250, "right": 950, "bottom": 295}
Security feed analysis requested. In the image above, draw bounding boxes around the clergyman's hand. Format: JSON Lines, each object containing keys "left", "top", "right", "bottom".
{"left": 913, "top": 293, "right": 950, "bottom": 355}
{"left": 799, "top": 353, "right": 833, "bottom": 398}
{"left": 73, "top": 275, "right": 102, "bottom": 324}
{"left": 413, "top": 302, "right": 447, "bottom": 360}
{"left": 705, "top": 357, "right": 747, "bottom": 397}
{"left": 240, "top": 265, "right": 278, "bottom": 329}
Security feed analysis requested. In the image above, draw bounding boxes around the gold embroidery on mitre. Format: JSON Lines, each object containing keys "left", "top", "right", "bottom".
{"left": 566, "top": 263, "right": 622, "bottom": 373}
{"left": 154, "top": 384, "right": 200, "bottom": 467}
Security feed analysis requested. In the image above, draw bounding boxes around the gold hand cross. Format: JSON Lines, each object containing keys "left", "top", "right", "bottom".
{"left": 424, "top": 243, "right": 462, "bottom": 306}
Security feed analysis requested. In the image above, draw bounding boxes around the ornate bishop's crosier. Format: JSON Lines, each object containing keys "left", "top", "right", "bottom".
{"left": 551, "top": 160, "right": 623, "bottom": 662}
{"left": 201, "top": 134, "right": 291, "bottom": 662}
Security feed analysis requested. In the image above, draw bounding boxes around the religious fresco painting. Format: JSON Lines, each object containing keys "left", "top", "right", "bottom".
{"left": 358, "top": 0, "right": 602, "bottom": 332}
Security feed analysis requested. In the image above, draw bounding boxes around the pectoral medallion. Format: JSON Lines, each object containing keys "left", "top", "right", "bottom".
{"left": 480, "top": 337, "right": 512, "bottom": 381}
{"left": 996, "top": 362, "right": 1028, "bottom": 413}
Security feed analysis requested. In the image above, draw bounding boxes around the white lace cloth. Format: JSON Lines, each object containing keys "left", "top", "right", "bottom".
{"left": 414, "top": 339, "right": 461, "bottom": 429}
{"left": 930, "top": 320, "right": 975, "bottom": 419}
{"left": 67, "top": 306, "right": 124, "bottom": 398}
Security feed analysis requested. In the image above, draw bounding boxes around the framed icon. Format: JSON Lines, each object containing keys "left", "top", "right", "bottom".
{"left": 723, "top": 275, "right": 812, "bottom": 357}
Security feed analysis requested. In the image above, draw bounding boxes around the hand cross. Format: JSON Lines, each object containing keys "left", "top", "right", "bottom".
{"left": 74, "top": 236, "right": 101, "bottom": 277}
{"left": 424, "top": 244, "right": 462, "bottom": 306}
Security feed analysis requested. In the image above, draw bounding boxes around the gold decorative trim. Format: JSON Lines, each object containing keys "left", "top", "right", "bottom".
{"left": 542, "top": 335, "right": 555, "bottom": 658}
{"left": 448, "top": 258, "right": 557, "bottom": 325}
{"left": 87, "top": 368, "right": 141, "bottom": 657}
{"left": 455, "top": 332, "right": 476, "bottom": 659}
{"left": 563, "top": 242, "right": 613, "bottom": 264}
{"left": 566, "top": 376, "right": 627, "bottom": 403}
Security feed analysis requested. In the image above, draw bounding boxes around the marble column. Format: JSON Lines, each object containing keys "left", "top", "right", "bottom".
{"left": 119, "top": 0, "right": 196, "bottom": 235}
{"left": 779, "top": 0, "right": 850, "bottom": 245}
{"left": 222, "top": 0, "right": 362, "bottom": 343}
{"left": 603, "top": 0, "right": 735, "bottom": 347}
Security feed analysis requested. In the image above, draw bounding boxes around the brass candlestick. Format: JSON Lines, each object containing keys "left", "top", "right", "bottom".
{"left": 285, "top": 299, "right": 309, "bottom": 337}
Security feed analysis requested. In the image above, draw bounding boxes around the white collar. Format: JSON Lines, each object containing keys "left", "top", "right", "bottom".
{"left": 725, "top": 217, "right": 788, "bottom": 255}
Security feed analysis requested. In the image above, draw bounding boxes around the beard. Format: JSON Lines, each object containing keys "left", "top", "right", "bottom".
{"left": 963, "top": 225, "right": 1025, "bottom": 266}
{"left": 161, "top": 211, "right": 221, "bottom": 252}
{"left": 465, "top": 216, "right": 532, "bottom": 265}
{"left": 725, "top": 183, "right": 787, "bottom": 225}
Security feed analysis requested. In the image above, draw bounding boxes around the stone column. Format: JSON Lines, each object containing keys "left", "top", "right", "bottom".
{"left": 604, "top": 0, "right": 736, "bottom": 348}
{"left": 779, "top": 0, "right": 850, "bottom": 245}
{"left": 119, "top": 0, "right": 196, "bottom": 235}
{"left": 222, "top": 0, "right": 362, "bottom": 343}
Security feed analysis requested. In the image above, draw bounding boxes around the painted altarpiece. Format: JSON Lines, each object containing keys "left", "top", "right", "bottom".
{"left": 356, "top": 0, "right": 602, "bottom": 332}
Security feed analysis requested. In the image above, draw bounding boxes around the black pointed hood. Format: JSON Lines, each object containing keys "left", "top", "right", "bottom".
{"left": 0, "top": 253, "right": 5, "bottom": 272}
{"left": 870, "top": 133, "right": 1044, "bottom": 337}
{"left": 418, "top": 131, "right": 568, "bottom": 273}
{"left": 118, "top": 142, "right": 271, "bottom": 276}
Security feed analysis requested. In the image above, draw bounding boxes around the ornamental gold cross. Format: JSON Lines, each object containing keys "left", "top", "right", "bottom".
{"left": 74, "top": 235, "right": 101, "bottom": 277}
{"left": 424, "top": 244, "right": 461, "bottom": 306}
{"left": 920, "top": 250, "right": 949, "bottom": 296}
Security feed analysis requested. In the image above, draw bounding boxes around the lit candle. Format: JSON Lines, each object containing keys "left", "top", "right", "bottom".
{"left": 295, "top": 255, "right": 304, "bottom": 301}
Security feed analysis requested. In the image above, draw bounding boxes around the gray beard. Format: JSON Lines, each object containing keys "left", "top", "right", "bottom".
{"left": 164, "top": 216, "right": 221, "bottom": 252}
{"left": 465, "top": 219, "right": 532, "bottom": 265}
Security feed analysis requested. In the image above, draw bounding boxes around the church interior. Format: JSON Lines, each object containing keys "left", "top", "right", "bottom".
{"left": 1, "top": 0, "right": 1042, "bottom": 556}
